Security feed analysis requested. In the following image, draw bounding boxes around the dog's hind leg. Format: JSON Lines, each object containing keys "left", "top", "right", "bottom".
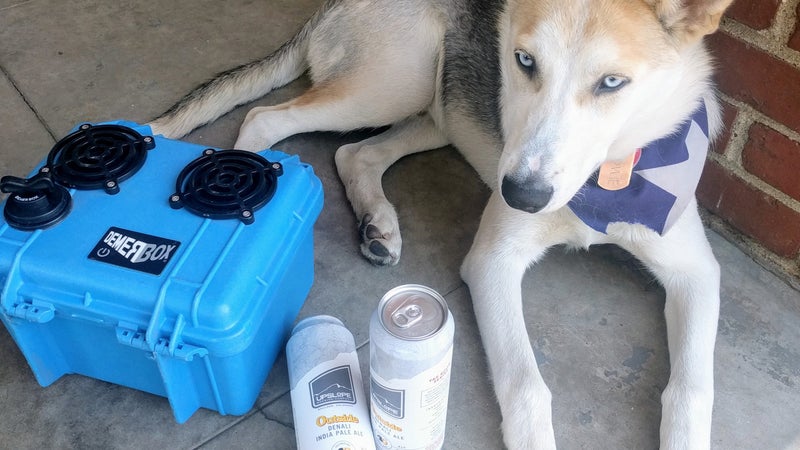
{"left": 233, "top": 73, "right": 432, "bottom": 152}
{"left": 232, "top": 4, "right": 442, "bottom": 152}
{"left": 335, "top": 113, "right": 449, "bottom": 265}
{"left": 615, "top": 202, "right": 720, "bottom": 450}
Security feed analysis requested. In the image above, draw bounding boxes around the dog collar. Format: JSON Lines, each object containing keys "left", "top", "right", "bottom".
{"left": 567, "top": 101, "right": 709, "bottom": 235}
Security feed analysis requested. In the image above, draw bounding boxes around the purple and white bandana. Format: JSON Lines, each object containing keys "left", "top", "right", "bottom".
{"left": 567, "top": 102, "right": 709, "bottom": 235}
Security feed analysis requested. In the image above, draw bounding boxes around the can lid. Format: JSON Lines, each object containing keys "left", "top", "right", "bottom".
{"left": 291, "top": 315, "right": 344, "bottom": 336}
{"left": 379, "top": 284, "right": 448, "bottom": 340}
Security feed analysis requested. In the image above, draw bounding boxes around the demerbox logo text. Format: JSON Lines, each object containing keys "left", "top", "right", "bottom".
{"left": 89, "top": 227, "right": 181, "bottom": 275}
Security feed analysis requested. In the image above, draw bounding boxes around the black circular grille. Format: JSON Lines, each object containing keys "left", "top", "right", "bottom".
{"left": 46, "top": 123, "right": 154, "bottom": 194}
{"left": 169, "top": 149, "right": 283, "bottom": 224}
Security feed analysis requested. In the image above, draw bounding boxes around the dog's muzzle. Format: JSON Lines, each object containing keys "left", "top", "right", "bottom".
{"left": 501, "top": 175, "right": 554, "bottom": 213}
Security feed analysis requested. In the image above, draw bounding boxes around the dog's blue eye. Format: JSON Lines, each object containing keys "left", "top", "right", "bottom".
{"left": 516, "top": 51, "right": 533, "bottom": 67}
{"left": 596, "top": 75, "right": 629, "bottom": 94}
{"left": 514, "top": 50, "right": 536, "bottom": 75}
{"left": 603, "top": 76, "right": 624, "bottom": 88}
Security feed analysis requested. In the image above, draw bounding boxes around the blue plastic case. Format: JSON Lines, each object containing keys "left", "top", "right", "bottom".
{"left": 0, "top": 122, "right": 323, "bottom": 423}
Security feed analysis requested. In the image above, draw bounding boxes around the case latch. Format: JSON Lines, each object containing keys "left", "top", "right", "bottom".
{"left": 115, "top": 325, "right": 208, "bottom": 362}
{"left": 6, "top": 300, "right": 55, "bottom": 323}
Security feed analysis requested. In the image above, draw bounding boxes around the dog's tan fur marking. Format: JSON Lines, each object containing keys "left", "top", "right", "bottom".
{"left": 594, "top": 0, "right": 673, "bottom": 60}
{"left": 285, "top": 81, "right": 347, "bottom": 108}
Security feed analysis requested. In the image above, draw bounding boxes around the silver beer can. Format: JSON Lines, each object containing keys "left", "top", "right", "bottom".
{"left": 286, "top": 315, "right": 376, "bottom": 450}
{"left": 369, "top": 285, "right": 455, "bottom": 450}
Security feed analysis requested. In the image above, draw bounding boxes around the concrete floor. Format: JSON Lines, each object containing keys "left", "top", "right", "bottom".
{"left": 1, "top": 1, "right": 799, "bottom": 449}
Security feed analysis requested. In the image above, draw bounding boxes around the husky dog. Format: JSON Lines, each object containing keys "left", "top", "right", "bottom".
{"left": 150, "top": 0, "right": 734, "bottom": 447}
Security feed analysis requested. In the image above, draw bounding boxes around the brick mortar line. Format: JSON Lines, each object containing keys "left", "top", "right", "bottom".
{"left": 719, "top": 15, "right": 800, "bottom": 68}
{"left": 715, "top": 91, "right": 800, "bottom": 190}
{"left": 773, "top": 0, "right": 800, "bottom": 42}
{"left": 705, "top": 151, "right": 800, "bottom": 214}
{"left": 715, "top": 94, "right": 750, "bottom": 164}
{"left": 717, "top": 91, "right": 800, "bottom": 158}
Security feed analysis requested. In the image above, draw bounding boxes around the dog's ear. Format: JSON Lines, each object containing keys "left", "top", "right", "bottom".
{"left": 647, "top": 0, "right": 735, "bottom": 44}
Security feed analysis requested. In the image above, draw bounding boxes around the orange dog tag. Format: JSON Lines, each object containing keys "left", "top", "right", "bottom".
{"left": 597, "top": 149, "right": 640, "bottom": 191}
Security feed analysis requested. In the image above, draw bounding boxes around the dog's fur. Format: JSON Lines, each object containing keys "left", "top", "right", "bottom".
{"left": 150, "top": 0, "right": 734, "bottom": 447}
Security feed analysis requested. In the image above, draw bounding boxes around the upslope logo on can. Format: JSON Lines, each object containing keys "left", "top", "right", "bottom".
{"left": 310, "top": 365, "right": 357, "bottom": 408}
{"left": 286, "top": 316, "right": 376, "bottom": 450}
{"left": 369, "top": 285, "right": 455, "bottom": 450}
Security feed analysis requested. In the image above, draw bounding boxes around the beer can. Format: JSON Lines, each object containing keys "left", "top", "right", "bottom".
{"left": 286, "top": 315, "right": 376, "bottom": 450}
{"left": 369, "top": 285, "right": 455, "bottom": 450}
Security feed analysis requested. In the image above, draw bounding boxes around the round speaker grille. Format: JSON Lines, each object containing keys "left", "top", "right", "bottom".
{"left": 169, "top": 149, "right": 283, "bottom": 224}
{"left": 46, "top": 123, "right": 154, "bottom": 194}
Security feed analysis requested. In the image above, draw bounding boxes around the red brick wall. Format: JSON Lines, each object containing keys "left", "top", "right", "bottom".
{"left": 699, "top": 0, "right": 800, "bottom": 279}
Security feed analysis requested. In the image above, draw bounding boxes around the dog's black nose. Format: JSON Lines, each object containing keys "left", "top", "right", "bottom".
{"left": 501, "top": 175, "right": 553, "bottom": 213}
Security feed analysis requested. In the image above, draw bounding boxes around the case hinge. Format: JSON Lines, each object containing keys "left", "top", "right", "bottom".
{"left": 115, "top": 326, "right": 208, "bottom": 362}
{"left": 6, "top": 300, "right": 55, "bottom": 323}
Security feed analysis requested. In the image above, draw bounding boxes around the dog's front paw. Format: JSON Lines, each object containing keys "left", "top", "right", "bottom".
{"left": 358, "top": 213, "right": 401, "bottom": 265}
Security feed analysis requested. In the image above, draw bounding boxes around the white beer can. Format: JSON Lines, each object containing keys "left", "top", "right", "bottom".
{"left": 369, "top": 285, "right": 455, "bottom": 450}
{"left": 286, "top": 315, "right": 376, "bottom": 450}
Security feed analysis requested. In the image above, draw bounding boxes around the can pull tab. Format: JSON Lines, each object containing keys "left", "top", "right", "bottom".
{"left": 391, "top": 302, "right": 423, "bottom": 328}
